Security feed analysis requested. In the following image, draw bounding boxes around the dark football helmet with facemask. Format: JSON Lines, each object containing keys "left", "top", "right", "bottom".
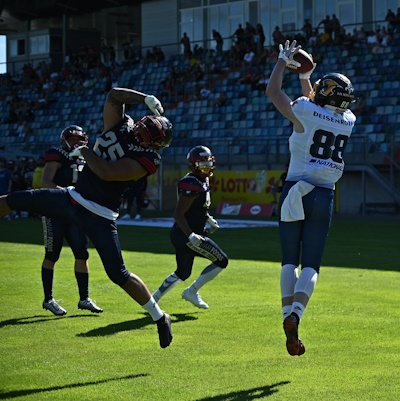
{"left": 311, "top": 72, "right": 355, "bottom": 113}
{"left": 60, "top": 125, "right": 89, "bottom": 152}
{"left": 132, "top": 115, "right": 173, "bottom": 150}
{"left": 187, "top": 146, "right": 216, "bottom": 178}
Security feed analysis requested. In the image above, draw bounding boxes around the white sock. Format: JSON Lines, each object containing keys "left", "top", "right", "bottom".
{"left": 292, "top": 267, "right": 318, "bottom": 321}
{"left": 191, "top": 263, "right": 223, "bottom": 292}
{"left": 142, "top": 297, "right": 164, "bottom": 321}
{"left": 282, "top": 305, "right": 292, "bottom": 320}
{"left": 280, "top": 264, "right": 299, "bottom": 298}
{"left": 153, "top": 272, "right": 182, "bottom": 302}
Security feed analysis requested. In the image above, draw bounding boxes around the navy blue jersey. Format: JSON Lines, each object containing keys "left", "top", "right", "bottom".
{"left": 75, "top": 114, "right": 161, "bottom": 212}
{"left": 178, "top": 173, "right": 211, "bottom": 233}
{"left": 44, "top": 147, "right": 85, "bottom": 187}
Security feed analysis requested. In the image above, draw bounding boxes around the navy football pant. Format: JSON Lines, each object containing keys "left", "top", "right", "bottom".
{"left": 42, "top": 216, "right": 89, "bottom": 262}
{"left": 278, "top": 181, "right": 334, "bottom": 274}
{"left": 7, "top": 189, "right": 131, "bottom": 285}
{"left": 170, "top": 226, "right": 228, "bottom": 281}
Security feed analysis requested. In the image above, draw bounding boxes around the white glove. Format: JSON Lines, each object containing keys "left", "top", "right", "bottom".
{"left": 207, "top": 215, "right": 220, "bottom": 234}
{"left": 69, "top": 145, "right": 88, "bottom": 158}
{"left": 278, "top": 40, "right": 301, "bottom": 68}
{"left": 188, "top": 232, "right": 203, "bottom": 247}
{"left": 299, "top": 53, "right": 317, "bottom": 80}
{"left": 144, "top": 95, "right": 164, "bottom": 116}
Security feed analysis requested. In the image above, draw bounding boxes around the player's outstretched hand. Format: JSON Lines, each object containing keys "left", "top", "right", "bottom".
{"left": 145, "top": 95, "right": 164, "bottom": 116}
{"left": 207, "top": 215, "right": 220, "bottom": 234}
{"left": 69, "top": 145, "right": 88, "bottom": 158}
{"left": 278, "top": 40, "right": 301, "bottom": 68}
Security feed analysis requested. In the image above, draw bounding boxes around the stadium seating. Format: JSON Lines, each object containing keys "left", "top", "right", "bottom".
{"left": 1, "top": 39, "right": 400, "bottom": 162}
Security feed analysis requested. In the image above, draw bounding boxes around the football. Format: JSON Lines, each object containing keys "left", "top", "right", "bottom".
{"left": 286, "top": 49, "right": 314, "bottom": 74}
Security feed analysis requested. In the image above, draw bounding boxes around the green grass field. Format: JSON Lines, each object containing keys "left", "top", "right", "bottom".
{"left": 0, "top": 216, "right": 399, "bottom": 401}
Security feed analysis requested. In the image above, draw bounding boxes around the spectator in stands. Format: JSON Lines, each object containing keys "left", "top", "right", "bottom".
{"left": 367, "top": 31, "right": 380, "bottom": 48}
{"left": 351, "top": 94, "right": 367, "bottom": 116}
{"left": 331, "top": 14, "right": 341, "bottom": 41}
{"left": 213, "top": 91, "right": 227, "bottom": 107}
{"left": 245, "top": 22, "right": 256, "bottom": 47}
{"left": 181, "top": 32, "right": 191, "bottom": 57}
{"left": 231, "top": 24, "right": 245, "bottom": 45}
{"left": 385, "top": 9, "right": 396, "bottom": 33}
{"left": 272, "top": 26, "right": 284, "bottom": 46}
{"left": 243, "top": 46, "right": 256, "bottom": 66}
{"left": 0, "top": 158, "right": 12, "bottom": 196}
{"left": 255, "top": 23, "right": 266, "bottom": 53}
{"left": 212, "top": 29, "right": 224, "bottom": 54}
{"left": 16, "top": 121, "right": 32, "bottom": 142}
{"left": 378, "top": 27, "right": 392, "bottom": 46}
{"left": 395, "top": 8, "right": 400, "bottom": 33}
{"left": 32, "top": 156, "right": 45, "bottom": 189}
{"left": 302, "top": 19, "right": 312, "bottom": 40}
{"left": 317, "top": 15, "right": 333, "bottom": 39}
{"left": 0, "top": 87, "right": 173, "bottom": 349}
{"left": 266, "top": 40, "right": 356, "bottom": 357}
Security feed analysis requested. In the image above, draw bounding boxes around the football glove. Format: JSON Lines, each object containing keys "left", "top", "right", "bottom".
{"left": 144, "top": 95, "right": 164, "bottom": 116}
{"left": 188, "top": 232, "right": 204, "bottom": 247}
{"left": 299, "top": 53, "right": 317, "bottom": 80}
{"left": 207, "top": 215, "right": 220, "bottom": 234}
{"left": 69, "top": 145, "right": 88, "bottom": 158}
{"left": 278, "top": 40, "right": 301, "bottom": 68}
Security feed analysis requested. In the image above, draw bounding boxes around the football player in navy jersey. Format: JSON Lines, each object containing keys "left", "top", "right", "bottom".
{"left": 0, "top": 88, "right": 173, "bottom": 348}
{"left": 40, "top": 125, "right": 103, "bottom": 316}
{"left": 152, "top": 146, "right": 228, "bottom": 309}
{"left": 266, "top": 40, "right": 356, "bottom": 356}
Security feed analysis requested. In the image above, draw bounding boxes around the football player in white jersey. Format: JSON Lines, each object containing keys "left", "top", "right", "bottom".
{"left": 266, "top": 40, "right": 356, "bottom": 356}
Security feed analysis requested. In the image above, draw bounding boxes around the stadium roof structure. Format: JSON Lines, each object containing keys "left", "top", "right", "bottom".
{"left": 0, "top": 0, "right": 147, "bottom": 33}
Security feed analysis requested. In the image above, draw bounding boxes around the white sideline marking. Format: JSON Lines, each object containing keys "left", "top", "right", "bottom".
{"left": 117, "top": 217, "right": 278, "bottom": 229}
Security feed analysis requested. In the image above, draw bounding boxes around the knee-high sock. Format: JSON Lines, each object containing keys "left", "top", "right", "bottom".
{"left": 75, "top": 271, "right": 89, "bottom": 301}
{"left": 153, "top": 272, "right": 182, "bottom": 302}
{"left": 292, "top": 267, "right": 318, "bottom": 321}
{"left": 280, "top": 264, "right": 299, "bottom": 319}
{"left": 42, "top": 266, "right": 54, "bottom": 302}
{"left": 190, "top": 263, "right": 223, "bottom": 292}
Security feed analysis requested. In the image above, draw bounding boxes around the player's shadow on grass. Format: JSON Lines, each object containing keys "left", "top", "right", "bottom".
{"left": 77, "top": 312, "right": 197, "bottom": 337}
{"left": 0, "top": 373, "right": 148, "bottom": 400}
{"left": 0, "top": 314, "right": 98, "bottom": 329}
{"left": 196, "top": 381, "right": 290, "bottom": 400}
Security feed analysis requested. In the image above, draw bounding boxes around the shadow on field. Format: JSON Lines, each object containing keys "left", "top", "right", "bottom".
{"left": 77, "top": 312, "right": 197, "bottom": 337}
{"left": 0, "top": 373, "right": 149, "bottom": 400}
{"left": 196, "top": 381, "right": 290, "bottom": 400}
{"left": 0, "top": 314, "right": 98, "bottom": 329}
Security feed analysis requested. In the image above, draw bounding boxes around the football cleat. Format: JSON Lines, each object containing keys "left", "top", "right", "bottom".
{"left": 43, "top": 298, "right": 67, "bottom": 316}
{"left": 120, "top": 214, "right": 131, "bottom": 220}
{"left": 283, "top": 315, "right": 305, "bottom": 356}
{"left": 78, "top": 298, "right": 103, "bottom": 313}
{"left": 182, "top": 288, "right": 209, "bottom": 309}
{"left": 156, "top": 313, "right": 173, "bottom": 348}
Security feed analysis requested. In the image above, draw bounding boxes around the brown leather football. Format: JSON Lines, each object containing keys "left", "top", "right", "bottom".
{"left": 286, "top": 49, "right": 314, "bottom": 74}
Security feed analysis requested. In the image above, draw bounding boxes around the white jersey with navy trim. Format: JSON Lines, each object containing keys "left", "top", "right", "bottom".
{"left": 287, "top": 97, "right": 356, "bottom": 189}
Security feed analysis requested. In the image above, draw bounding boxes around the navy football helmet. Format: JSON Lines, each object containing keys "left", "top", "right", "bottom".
{"left": 187, "top": 145, "right": 216, "bottom": 177}
{"left": 311, "top": 73, "right": 355, "bottom": 112}
{"left": 60, "top": 125, "right": 88, "bottom": 151}
{"left": 132, "top": 115, "right": 173, "bottom": 150}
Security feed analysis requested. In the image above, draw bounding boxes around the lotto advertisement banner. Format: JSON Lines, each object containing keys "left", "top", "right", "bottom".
{"left": 163, "top": 169, "right": 285, "bottom": 216}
